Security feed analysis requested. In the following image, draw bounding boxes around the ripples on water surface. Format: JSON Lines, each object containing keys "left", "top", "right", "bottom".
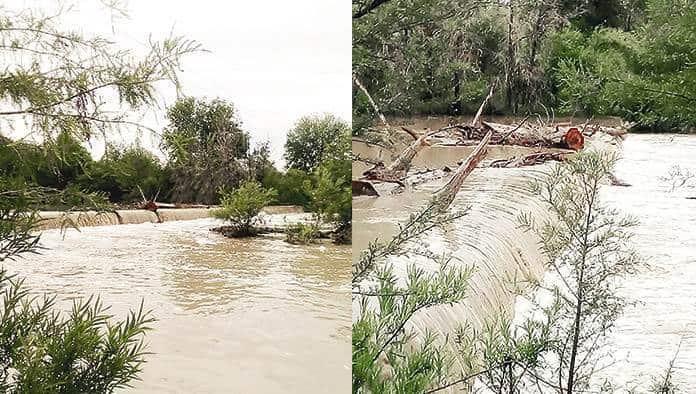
{"left": 598, "top": 134, "right": 696, "bottom": 389}
{"left": 354, "top": 133, "right": 696, "bottom": 390}
{"left": 8, "top": 217, "right": 350, "bottom": 393}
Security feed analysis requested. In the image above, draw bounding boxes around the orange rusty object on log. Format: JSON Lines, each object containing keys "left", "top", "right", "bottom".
{"left": 563, "top": 127, "right": 584, "bottom": 151}
{"left": 142, "top": 201, "right": 158, "bottom": 212}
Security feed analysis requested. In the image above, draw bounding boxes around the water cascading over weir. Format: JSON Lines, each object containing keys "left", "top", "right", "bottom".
{"left": 353, "top": 129, "right": 620, "bottom": 385}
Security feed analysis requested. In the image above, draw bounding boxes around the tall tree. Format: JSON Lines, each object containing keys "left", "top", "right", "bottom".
{"left": 162, "top": 97, "right": 269, "bottom": 204}
{"left": 284, "top": 113, "right": 350, "bottom": 173}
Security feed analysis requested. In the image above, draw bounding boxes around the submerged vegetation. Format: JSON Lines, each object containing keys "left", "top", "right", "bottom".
{"left": 213, "top": 181, "right": 277, "bottom": 237}
{"left": 353, "top": 0, "right": 696, "bottom": 132}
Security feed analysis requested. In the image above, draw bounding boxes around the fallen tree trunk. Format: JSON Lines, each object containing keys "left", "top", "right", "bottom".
{"left": 362, "top": 128, "right": 438, "bottom": 183}
{"left": 490, "top": 151, "right": 572, "bottom": 168}
{"left": 449, "top": 122, "right": 585, "bottom": 151}
{"left": 433, "top": 130, "right": 491, "bottom": 208}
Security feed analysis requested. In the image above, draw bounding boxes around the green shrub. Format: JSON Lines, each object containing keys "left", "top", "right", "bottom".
{"left": 0, "top": 180, "right": 152, "bottom": 391}
{"left": 284, "top": 222, "right": 319, "bottom": 245}
{"left": 0, "top": 272, "right": 154, "bottom": 392}
{"left": 212, "top": 181, "right": 277, "bottom": 237}
{"left": 305, "top": 160, "right": 351, "bottom": 244}
{"left": 261, "top": 167, "right": 312, "bottom": 208}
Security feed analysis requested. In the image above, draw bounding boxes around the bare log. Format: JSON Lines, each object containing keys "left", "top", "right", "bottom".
{"left": 466, "top": 122, "right": 585, "bottom": 150}
{"left": 433, "top": 130, "right": 491, "bottom": 208}
{"left": 362, "top": 129, "right": 438, "bottom": 182}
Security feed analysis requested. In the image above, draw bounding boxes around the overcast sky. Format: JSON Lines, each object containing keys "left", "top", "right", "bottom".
{"left": 14, "top": 0, "right": 352, "bottom": 167}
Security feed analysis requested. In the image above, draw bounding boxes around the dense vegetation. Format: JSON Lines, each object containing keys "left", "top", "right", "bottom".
{"left": 1, "top": 106, "right": 351, "bottom": 212}
{"left": 353, "top": 0, "right": 696, "bottom": 132}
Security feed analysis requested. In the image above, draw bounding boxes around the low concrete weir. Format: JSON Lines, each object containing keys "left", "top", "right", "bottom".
{"left": 36, "top": 211, "right": 121, "bottom": 230}
{"left": 353, "top": 129, "right": 618, "bottom": 380}
{"left": 35, "top": 206, "right": 305, "bottom": 230}
{"left": 155, "top": 208, "right": 213, "bottom": 223}
{"left": 115, "top": 210, "right": 160, "bottom": 224}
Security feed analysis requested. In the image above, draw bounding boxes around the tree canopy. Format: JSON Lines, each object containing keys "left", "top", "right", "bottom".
{"left": 161, "top": 97, "right": 270, "bottom": 204}
{"left": 352, "top": 0, "right": 695, "bottom": 132}
{"left": 284, "top": 114, "right": 351, "bottom": 173}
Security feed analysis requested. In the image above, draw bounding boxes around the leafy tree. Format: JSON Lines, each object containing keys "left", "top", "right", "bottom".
{"left": 212, "top": 181, "right": 277, "bottom": 237}
{"left": 162, "top": 97, "right": 269, "bottom": 204}
{"left": 0, "top": 5, "right": 199, "bottom": 142}
{"left": 306, "top": 159, "right": 352, "bottom": 244}
{"left": 0, "top": 132, "right": 91, "bottom": 190}
{"left": 472, "top": 152, "right": 642, "bottom": 393}
{"left": 284, "top": 114, "right": 350, "bottom": 173}
{"left": 262, "top": 167, "right": 313, "bottom": 207}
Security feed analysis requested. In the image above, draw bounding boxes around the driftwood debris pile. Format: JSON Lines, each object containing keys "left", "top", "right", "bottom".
{"left": 352, "top": 84, "right": 630, "bottom": 198}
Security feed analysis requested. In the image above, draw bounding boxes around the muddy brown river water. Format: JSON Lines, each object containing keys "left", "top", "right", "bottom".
{"left": 354, "top": 128, "right": 696, "bottom": 390}
{"left": 7, "top": 217, "right": 351, "bottom": 393}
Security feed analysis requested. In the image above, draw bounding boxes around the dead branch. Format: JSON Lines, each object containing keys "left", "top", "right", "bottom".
{"left": 401, "top": 126, "right": 419, "bottom": 141}
{"left": 362, "top": 129, "right": 439, "bottom": 182}
{"left": 471, "top": 83, "right": 496, "bottom": 128}
{"left": 354, "top": 73, "right": 389, "bottom": 127}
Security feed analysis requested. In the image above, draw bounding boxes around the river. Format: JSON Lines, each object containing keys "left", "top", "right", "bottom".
{"left": 595, "top": 133, "right": 696, "bottom": 390}
{"left": 6, "top": 217, "right": 351, "bottom": 393}
{"left": 353, "top": 129, "right": 696, "bottom": 390}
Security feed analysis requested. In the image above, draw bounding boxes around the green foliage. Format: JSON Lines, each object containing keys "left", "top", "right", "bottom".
{"left": 212, "top": 181, "right": 277, "bottom": 237}
{"left": 261, "top": 167, "right": 312, "bottom": 207}
{"left": 0, "top": 179, "right": 40, "bottom": 262}
{"left": 544, "top": 0, "right": 696, "bottom": 130}
{"left": 162, "top": 97, "right": 270, "bottom": 204}
{"left": 1, "top": 136, "right": 170, "bottom": 205}
{"left": 77, "top": 145, "right": 171, "bottom": 203}
{"left": 353, "top": 198, "right": 474, "bottom": 392}
{"left": 284, "top": 222, "right": 320, "bottom": 245}
{"left": 0, "top": 3, "right": 195, "bottom": 390}
{"left": 284, "top": 114, "right": 350, "bottom": 173}
{"left": 0, "top": 274, "right": 154, "bottom": 393}
{"left": 351, "top": 0, "right": 696, "bottom": 132}
{"left": 353, "top": 263, "right": 473, "bottom": 393}
{"left": 473, "top": 151, "right": 643, "bottom": 392}
{"left": 0, "top": 180, "right": 153, "bottom": 391}
{"left": 0, "top": 5, "right": 200, "bottom": 143}
{"left": 306, "top": 160, "right": 352, "bottom": 243}
{"left": 0, "top": 132, "right": 91, "bottom": 190}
